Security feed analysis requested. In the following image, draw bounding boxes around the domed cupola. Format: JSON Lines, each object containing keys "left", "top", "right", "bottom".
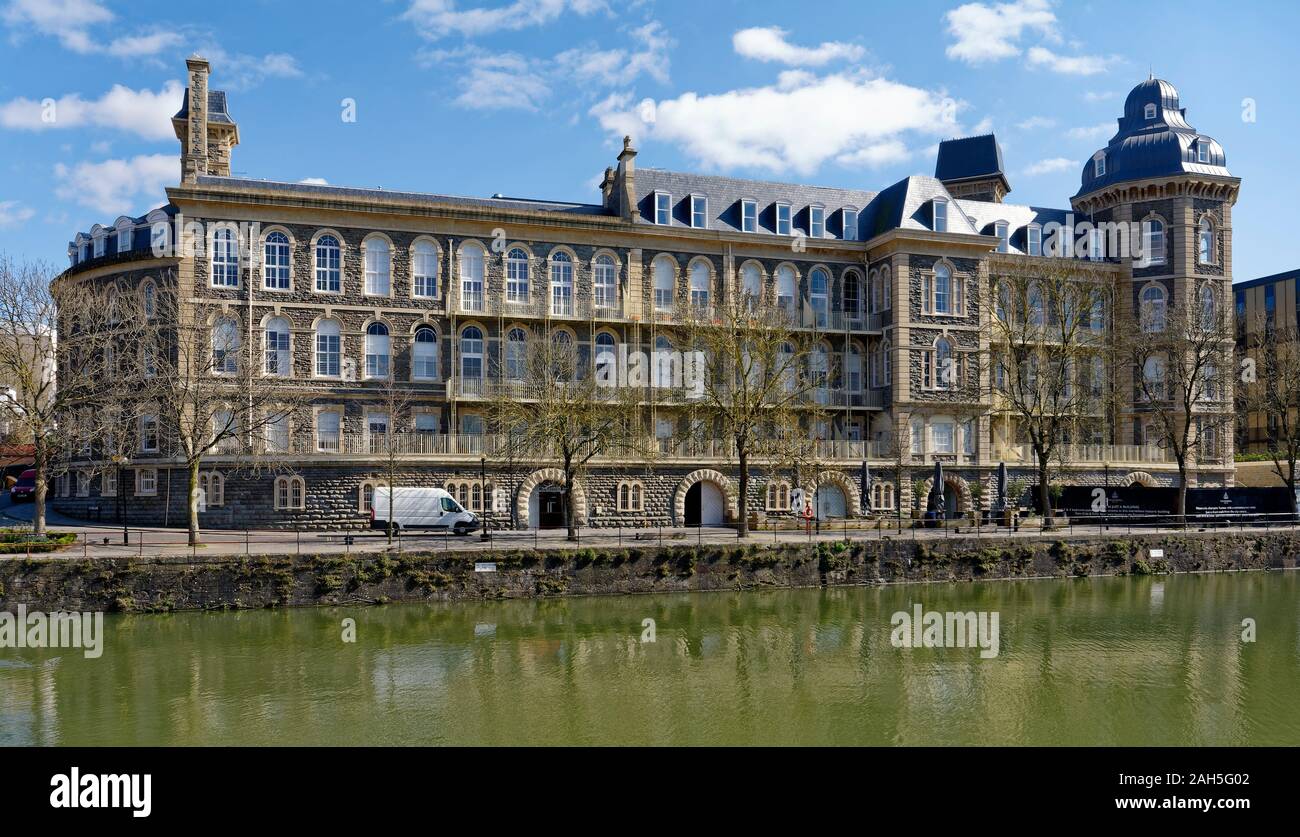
{"left": 1074, "top": 76, "right": 1230, "bottom": 200}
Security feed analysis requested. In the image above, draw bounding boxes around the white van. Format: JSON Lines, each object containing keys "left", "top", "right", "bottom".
{"left": 370, "top": 486, "right": 480, "bottom": 535}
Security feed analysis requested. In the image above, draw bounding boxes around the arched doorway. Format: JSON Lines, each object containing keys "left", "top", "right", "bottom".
{"left": 684, "top": 480, "right": 724, "bottom": 526}
{"left": 814, "top": 484, "right": 847, "bottom": 519}
{"left": 528, "top": 482, "right": 566, "bottom": 529}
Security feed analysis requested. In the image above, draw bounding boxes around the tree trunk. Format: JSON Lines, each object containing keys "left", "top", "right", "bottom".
{"left": 736, "top": 446, "right": 749, "bottom": 538}
{"left": 564, "top": 459, "right": 576, "bottom": 541}
{"left": 1174, "top": 460, "right": 1188, "bottom": 524}
{"left": 187, "top": 460, "right": 202, "bottom": 546}
{"left": 1037, "top": 450, "right": 1052, "bottom": 524}
{"left": 32, "top": 437, "right": 47, "bottom": 536}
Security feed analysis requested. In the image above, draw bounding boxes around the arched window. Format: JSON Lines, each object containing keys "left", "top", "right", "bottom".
{"left": 932, "top": 264, "right": 952, "bottom": 314}
{"left": 551, "top": 330, "right": 574, "bottom": 381}
{"left": 506, "top": 248, "right": 530, "bottom": 303}
{"left": 314, "top": 234, "right": 341, "bottom": 292}
{"left": 880, "top": 266, "right": 892, "bottom": 311}
{"left": 198, "top": 472, "right": 224, "bottom": 507}
{"left": 505, "top": 327, "right": 527, "bottom": 380}
{"left": 1199, "top": 284, "right": 1217, "bottom": 330}
{"left": 460, "top": 243, "right": 485, "bottom": 311}
{"left": 1199, "top": 217, "right": 1215, "bottom": 264}
{"left": 776, "top": 265, "right": 796, "bottom": 312}
{"left": 843, "top": 271, "right": 862, "bottom": 320}
{"left": 1144, "top": 103, "right": 1157, "bottom": 120}
{"left": 364, "top": 322, "right": 390, "bottom": 378}
{"left": 363, "top": 238, "right": 390, "bottom": 296}
{"left": 617, "top": 480, "right": 644, "bottom": 512}
{"left": 265, "top": 316, "right": 291, "bottom": 376}
{"left": 141, "top": 280, "right": 156, "bottom": 319}
{"left": 1027, "top": 281, "right": 1045, "bottom": 326}
{"left": 550, "top": 251, "right": 573, "bottom": 316}
{"left": 315, "top": 319, "right": 341, "bottom": 377}
{"left": 846, "top": 344, "right": 863, "bottom": 392}
{"left": 413, "top": 240, "right": 438, "bottom": 298}
{"left": 881, "top": 339, "right": 892, "bottom": 386}
{"left": 211, "top": 318, "right": 240, "bottom": 374}
{"left": 413, "top": 326, "right": 438, "bottom": 380}
{"left": 766, "top": 481, "right": 791, "bottom": 511}
{"left": 460, "top": 326, "right": 484, "bottom": 390}
{"left": 274, "top": 476, "right": 305, "bottom": 510}
{"left": 689, "top": 261, "right": 710, "bottom": 309}
{"left": 653, "top": 257, "right": 675, "bottom": 311}
{"left": 1144, "top": 219, "right": 1165, "bottom": 265}
{"left": 595, "top": 331, "right": 616, "bottom": 381}
{"left": 1143, "top": 355, "right": 1166, "bottom": 400}
{"left": 211, "top": 228, "right": 239, "bottom": 287}
{"left": 1141, "top": 285, "right": 1167, "bottom": 332}
{"left": 741, "top": 263, "right": 762, "bottom": 305}
{"left": 809, "top": 267, "right": 829, "bottom": 327}
{"left": 593, "top": 254, "right": 616, "bottom": 309}
{"left": 934, "top": 337, "right": 954, "bottom": 389}
{"left": 264, "top": 231, "right": 291, "bottom": 290}
{"left": 810, "top": 344, "right": 829, "bottom": 401}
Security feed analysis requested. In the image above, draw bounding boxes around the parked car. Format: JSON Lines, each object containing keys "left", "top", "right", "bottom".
{"left": 9, "top": 469, "right": 36, "bottom": 502}
{"left": 370, "top": 486, "right": 479, "bottom": 535}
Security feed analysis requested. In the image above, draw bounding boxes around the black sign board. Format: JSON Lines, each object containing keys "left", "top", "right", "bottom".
{"left": 1032, "top": 485, "right": 1295, "bottom": 524}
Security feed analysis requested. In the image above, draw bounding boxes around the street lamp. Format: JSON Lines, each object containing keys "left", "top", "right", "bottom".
{"left": 480, "top": 455, "right": 491, "bottom": 542}
{"left": 111, "top": 454, "right": 129, "bottom": 545}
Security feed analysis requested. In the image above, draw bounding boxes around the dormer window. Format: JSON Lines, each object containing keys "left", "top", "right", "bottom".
{"left": 1094, "top": 153, "right": 1106, "bottom": 177}
{"left": 93, "top": 235, "right": 105, "bottom": 258}
{"left": 842, "top": 207, "right": 858, "bottom": 241}
{"left": 775, "top": 203, "right": 792, "bottom": 236}
{"left": 1144, "top": 103, "right": 1157, "bottom": 120}
{"left": 1196, "top": 139, "right": 1210, "bottom": 163}
{"left": 995, "top": 221, "right": 1009, "bottom": 253}
{"left": 741, "top": 199, "right": 757, "bottom": 233}
{"left": 932, "top": 198, "right": 948, "bottom": 233}
{"left": 1027, "top": 224, "right": 1042, "bottom": 257}
{"left": 654, "top": 192, "right": 671, "bottom": 225}
{"left": 809, "top": 205, "right": 825, "bottom": 238}
{"left": 690, "top": 194, "right": 707, "bottom": 229}
{"left": 117, "top": 225, "right": 133, "bottom": 252}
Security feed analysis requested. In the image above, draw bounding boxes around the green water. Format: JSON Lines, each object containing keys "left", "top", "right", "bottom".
{"left": 2, "top": 572, "right": 1298, "bottom": 745}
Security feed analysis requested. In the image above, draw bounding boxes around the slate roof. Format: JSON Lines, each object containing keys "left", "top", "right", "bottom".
{"left": 173, "top": 89, "right": 236, "bottom": 125}
{"left": 1075, "top": 77, "right": 1231, "bottom": 198}
{"left": 934, "top": 134, "right": 1007, "bottom": 186}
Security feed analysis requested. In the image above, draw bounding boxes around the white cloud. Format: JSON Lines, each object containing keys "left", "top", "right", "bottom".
{"left": 944, "top": 0, "right": 1057, "bottom": 64}
{"left": 0, "top": 81, "right": 182, "bottom": 141}
{"left": 1083, "top": 90, "right": 1116, "bottom": 102}
{"left": 54, "top": 153, "right": 177, "bottom": 215}
{"left": 590, "top": 70, "right": 958, "bottom": 176}
{"left": 732, "top": 26, "right": 864, "bottom": 67}
{"left": 972, "top": 116, "right": 994, "bottom": 134}
{"left": 1027, "top": 46, "right": 1113, "bottom": 76}
{"left": 1066, "top": 121, "right": 1112, "bottom": 140}
{"left": 453, "top": 53, "right": 551, "bottom": 110}
{"left": 1023, "top": 156, "right": 1076, "bottom": 175}
{"left": 555, "top": 21, "right": 671, "bottom": 86}
{"left": 201, "top": 46, "right": 304, "bottom": 90}
{"left": 0, "top": 200, "right": 36, "bottom": 228}
{"left": 3, "top": 0, "right": 181, "bottom": 57}
{"left": 835, "top": 139, "right": 911, "bottom": 169}
{"left": 402, "top": 0, "right": 608, "bottom": 40}
{"left": 1016, "top": 115, "right": 1056, "bottom": 130}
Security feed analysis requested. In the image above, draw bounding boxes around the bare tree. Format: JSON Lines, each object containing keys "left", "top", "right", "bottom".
{"left": 1237, "top": 318, "right": 1300, "bottom": 513}
{"left": 491, "top": 328, "right": 643, "bottom": 541}
{"left": 982, "top": 258, "right": 1116, "bottom": 522}
{"left": 1119, "top": 284, "right": 1234, "bottom": 519}
{"left": 0, "top": 256, "right": 121, "bottom": 535}
{"left": 677, "top": 283, "right": 830, "bottom": 536}
{"left": 369, "top": 374, "right": 413, "bottom": 543}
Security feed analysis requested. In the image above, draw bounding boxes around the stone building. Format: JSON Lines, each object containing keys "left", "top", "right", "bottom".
{"left": 51, "top": 58, "right": 1240, "bottom": 529}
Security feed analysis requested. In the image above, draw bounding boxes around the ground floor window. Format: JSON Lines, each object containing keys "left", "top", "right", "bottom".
{"left": 766, "top": 481, "right": 791, "bottom": 511}
{"left": 275, "top": 475, "right": 305, "bottom": 510}
{"left": 135, "top": 468, "right": 158, "bottom": 496}
{"left": 871, "top": 482, "right": 895, "bottom": 510}
{"left": 617, "top": 480, "right": 644, "bottom": 512}
{"left": 198, "top": 471, "right": 225, "bottom": 507}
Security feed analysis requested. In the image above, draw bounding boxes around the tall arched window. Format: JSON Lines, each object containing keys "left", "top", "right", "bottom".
{"left": 689, "top": 261, "right": 710, "bottom": 309}
{"left": 412, "top": 326, "right": 438, "bottom": 380}
{"left": 1199, "top": 217, "right": 1215, "bottom": 264}
{"left": 460, "top": 244, "right": 485, "bottom": 311}
{"left": 211, "top": 228, "right": 239, "bottom": 287}
{"left": 776, "top": 265, "right": 796, "bottom": 312}
{"left": 880, "top": 266, "right": 892, "bottom": 311}
{"left": 506, "top": 248, "right": 530, "bottom": 303}
{"left": 932, "top": 264, "right": 952, "bottom": 314}
{"left": 1199, "top": 284, "right": 1217, "bottom": 330}
{"left": 741, "top": 263, "right": 762, "bottom": 305}
{"left": 265, "top": 316, "right": 291, "bottom": 377}
{"left": 364, "top": 322, "right": 390, "bottom": 378}
{"left": 810, "top": 344, "right": 829, "bottom": 401}
{"left": 460, "top": 326, "right": 484, "bottom": 392}
{"left": 593, "top": 254, "right": 616, "bottom": 309}
{"left": 881, "top": 339, "right": 892, "bottom": 386}
{"left": 363, "top": 238, "right": 390, "bottom": 296}
{"left": 1144, "top": 219, "right": 1165, "bottom": 265}
{"left": 550, "top": 251, "right": 573, "bottom": 315}
{"left": 505, "top": 327, "right": 527, "bottom": 380}
{"left": 1027, "top": 282, "right": 1045, "bottom": 326}
{"left": 142, "top": 280, "right": 156, "bottom": 319}
{"left": 934, "top": 336, "right": 954, "bottom": 389}
{"left": 1141, "top": 285, "right": 1167, "bottom": 332}
{"left": 595, "top": 331, "right": 616, "bottom": 380}
{"left": 212, "top": 318, "right": 240, "bottom": 374}
{"left": 846, "top": 345, "right": 863, "bottom": 392}
{"left": 315, "top": 234, "right": 341, "bottom": 292}
{"left": 315, "top": 319, "right": 341, "bottom": 377}
{"left": 1143, "top": 355, "right": 1166, "bottom": 400}
{"left": 809, "top": 267, "right": 829, "bottom": 326}
{"left": 264, "top": 231, "right": 291, "bottom": 290}
{"left": 653, "top": 257, "right": 675, "bottom": 311}
{"left": 844, "top": 271, "right": 862, "bottom": 321}
{"left": 413, "top": 240, "right": 438, "bottom": 298}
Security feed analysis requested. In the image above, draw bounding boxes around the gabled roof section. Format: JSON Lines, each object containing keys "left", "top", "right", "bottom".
{"left": 859, "top": 176, "right": 979, "bottom": 239}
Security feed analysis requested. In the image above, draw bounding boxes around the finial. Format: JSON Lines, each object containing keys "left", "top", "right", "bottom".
{"left": 623, "top": 135, "right": 632, "bottom": 151}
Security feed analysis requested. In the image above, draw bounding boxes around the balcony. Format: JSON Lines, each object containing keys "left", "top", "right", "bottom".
{"left": 991, "top": 443, "right": 1173, "bottom": 465}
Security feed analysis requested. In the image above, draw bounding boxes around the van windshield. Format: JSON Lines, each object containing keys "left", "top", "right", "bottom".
{"left": 440, "top": 497, "right": 460, "bottom": 513}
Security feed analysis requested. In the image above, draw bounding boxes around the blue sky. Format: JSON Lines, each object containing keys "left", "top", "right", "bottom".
{"left": 0, "top": 0, "right": 1296, "bottom": 281}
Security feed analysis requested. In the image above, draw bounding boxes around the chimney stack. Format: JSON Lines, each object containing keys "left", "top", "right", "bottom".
{"left": 616, "top": 135, "right": 639, "bottom": 222}
{"left": 179, "top": 56, "right": 210, "bottom": 184}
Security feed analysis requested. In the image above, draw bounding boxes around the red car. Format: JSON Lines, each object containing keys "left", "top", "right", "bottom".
{"left": 9, "top": 469, "right": 36, "bottom": 502}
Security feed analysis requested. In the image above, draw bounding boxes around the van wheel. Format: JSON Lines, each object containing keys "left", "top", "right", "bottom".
{"left": 453, "top": 523, "right": 468, "bottom": 536}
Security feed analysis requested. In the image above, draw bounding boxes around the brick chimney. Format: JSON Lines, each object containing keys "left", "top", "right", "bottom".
{"left": 616, "top": 136, "right": 639, "bottom": 222}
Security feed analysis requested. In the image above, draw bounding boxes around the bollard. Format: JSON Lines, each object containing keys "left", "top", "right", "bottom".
{"left": 245, "top": 529, "right": 250, "bottom": 557}
{"left": 296, "top": 527, "right": 301, "bottom": 555}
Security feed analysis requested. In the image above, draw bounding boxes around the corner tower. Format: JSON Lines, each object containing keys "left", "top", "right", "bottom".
{"left": 173, "top": 55, "right": 240, "bottom": 182}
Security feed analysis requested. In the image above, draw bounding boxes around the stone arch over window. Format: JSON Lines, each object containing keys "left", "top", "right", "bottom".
{"left": 515, "top": 467, "right": 587, "bottom": 528}
{"left": 261, "top": 226, "right": 295, "bottom": 291}
{"left": 651, "top": 254, "right": 678, "bottom": 312}
{"left": 738, "top": 260, "right": 765, "bottom": 303}
{"left": 457, "top": 239, "right": 488, "bottom": 312}
{"left": 311, "top": 229, "right": 345, "bottom": 293}
{"left": 411, "top": 323, "right": 439, "bottom": 381}
{"left": 842, "top": 268, "right": 864, "bottom": 319}
{"left": 209, "top": 223, "right": 241, "bottom": 288}
{"left": 765, "top": 479, "right": 792, "bottom": 511}
{"left": 616, "top": 479, "right": 644, "bottom": 512}
{"left": 879, "top": 264, "right": 892, "bottom": 311}
{"left": 870, "top": 480, "right": 896, "bottom": 511}
{"left": 672, "top": 469, "right": 737, "bottom": 525}
{"left": 361, "top": 234, "right": 394, "bottom": 297}
{"left": 813, "top": 470, "right": 861, "bottom": 515}
{"left": 592, "top": 252, "right": 619, "bottom": 310}
{"left": 918, "top": 473, "right": 970, "bottom": 512}
{"left": 140, "top": 277, "right": 158, "bottom": 319}
{"left": 262, "top": 314, "right": 293, "bottom": 377}
{"left": 409, "top": 236, "right": 441, "bottom": 299}
{"left": 1139, "top": 282, "right": 1168, "bottom": 332}
{"left": 274, "top": 475, "right": 305, "bottom": 510}
{"left": 1198, "top": 215, "right": 1217, "bottom": 264}
{"left": 549, "top": 247, "right": 576, "bottom": 316}
{"left": 1139, "top": 213, "right": 1167, "bottom": 266}
{"left": 1125, "top": 471, "right": 1158, "bottom": 488}
{"left": 774, "top": 263, "right": 799, "bottom": 310}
